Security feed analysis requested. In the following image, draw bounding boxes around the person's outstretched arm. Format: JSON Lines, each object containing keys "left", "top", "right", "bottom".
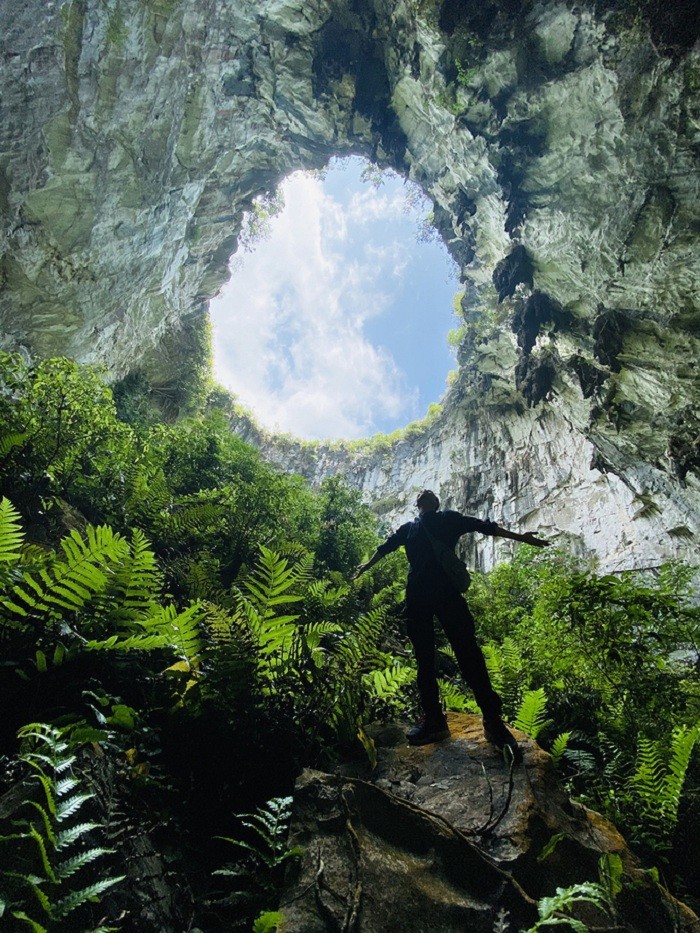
{"left": 352, "top": 522, "right": 411, "bottom": 579}
{"left": 351, "top": 549, "right": 383, "bottom": 579}
{"left": 489, "top": 524, "right": 549, "bottom": 547}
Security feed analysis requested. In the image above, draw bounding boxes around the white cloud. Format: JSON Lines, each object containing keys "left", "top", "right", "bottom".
{"left": 209, "top": 169, "right": 420, "bottom": 440}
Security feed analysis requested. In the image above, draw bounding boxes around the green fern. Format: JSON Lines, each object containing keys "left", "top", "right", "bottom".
{"left": 165, "top": 500, "right": 223, "bottom": 536}
{"left": 524, "top": 880, "right": 611, "bottom": 932}
{"left": 0, "top": 723, "right": 123, "bottom": 930}
{"left": 318, "top": 607, "right": 389, "bottom": 738}
{"left": 631, "top": 724, "right": 700, "bottom": 845}
{"left": 253, "top": 912, "right": 287, "bottom": 933}
{"left": 216, "top": 797, "right": 301, "bottom": 871}
{"left": 364, "top": 660, "right": 415, "bottom": 699}
{"left": 240, "top": 547, "right": 310, "bottom": 618}
{"left": 123, "top": 463, "right": 171, "bottom": 526}
{"left": 483, "top": 637, "right": 527, "bottom": 712}
{"left": 299, "top": 620, "right": 343, "bottom": 668}
{"left": 334, "top": 607, "right": 386, "bottom": 669}
{"left": 106, "top": 528, "right": 162, "bottom": 621}
{"left": 549, "top": 732, "right": 571, "bottom": 768}
{"left": 0, "top": 431, "right": 27, "bottom": 457}
{"left": 1, "top": 525, "right": 129, "bottom": 622}
{"left": 237, "top": 549, "right": 306, "bottom": 653}
{"left": 598, "top": 852, "right": 623, "bottom": 900}
{"left": 213, "top": 798, "right": 301, "bottom": 913}
{"left": 514, "top": 688, "right": 553, "bottom": 739}
{"left": 0, "top": 496, "right": 24, "bottom": 566}
{"left": 439, "top": 679, "right": 477, "bottom": 713}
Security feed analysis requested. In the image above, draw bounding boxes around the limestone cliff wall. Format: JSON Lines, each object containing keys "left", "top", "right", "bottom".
{"left": 0, "top": 0, "right": 698, "bottom": 571}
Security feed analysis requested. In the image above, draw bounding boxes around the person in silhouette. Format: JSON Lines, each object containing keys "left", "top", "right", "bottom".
{"left": 353, "top": 489, "right": 549, "bottom": 760}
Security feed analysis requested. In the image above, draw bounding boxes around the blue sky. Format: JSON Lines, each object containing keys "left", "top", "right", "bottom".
{"left": 209, "top": 156, "right": 459, "bottom": 440}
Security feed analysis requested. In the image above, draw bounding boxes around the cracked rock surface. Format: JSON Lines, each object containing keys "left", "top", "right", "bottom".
{"left": 280, "top": 713, "right": 699, "bottom": 932}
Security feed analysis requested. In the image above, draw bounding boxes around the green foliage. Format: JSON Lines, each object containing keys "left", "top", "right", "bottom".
{"left": 483, "top": 637, "right": 527, "bottom": 713}
{"left": 253, "top": 912, "right": 287, "bottom": 933}
{"left": 2, "top": 353, "right": 699, "bottom": 920}
{"left": 549, "top": 732, "right": 571, "bottom": 769}
{"left": 0, "top": 496, "right": 24, "bottom": 580}
{"left": 364, "top": 660, "right": 416, "bottom": 715}
{"left": 314, "top": 475, "right": 379, "bottom": 575}
{"left": 630, "top": 725, "right": 700, "bottom": 849}
{"left": 514, "top": 688, "right": 553, "bottom": 740}
{"left": 0, "top": 353, "right": 132, "bottom": 521}
{"left": 439, "top": 678, "right": 477, "bottom": 713}
{"left": 216, "top": 796, "right": 301, "bottom": 872}
{"left": 598, "top": 852, "right": 624, "bottom": 901}
{"left": 236, "top": 191, "right": 285, "bottom": 253}
{"left": 523, "top": 880, "right": 611, "bottom": 932}
{"left": 0, "top": 503, "right": 205, "bottom": 664}
{"left": 471, "top": 549, "right": 700, "bottom": 871}
{"left": 213, "top": 797, "right": 300, "bottom": 922}
{"left": 0, "top": 723, "right": 123, "bottom": 930}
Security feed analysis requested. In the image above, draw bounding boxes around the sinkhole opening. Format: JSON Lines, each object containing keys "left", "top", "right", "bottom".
{"left": 209, "top": 156, "right": 461, "bottom": 442}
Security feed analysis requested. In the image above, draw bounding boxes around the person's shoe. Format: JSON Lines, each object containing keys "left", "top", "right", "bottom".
{"left": 483, "top": 717, "right": 523, "bottom": 764}
{"left": 407, "top": 716, "right": 450, "bottom": 746}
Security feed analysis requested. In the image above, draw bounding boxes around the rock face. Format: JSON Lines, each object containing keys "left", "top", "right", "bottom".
{"left": 280, "top": 713, "right": 699, "bottom": 932}
{"left": 1, "top": 0, "right": 698, "bottom": 570}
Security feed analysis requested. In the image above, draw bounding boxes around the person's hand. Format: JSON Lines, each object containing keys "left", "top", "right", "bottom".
{"left": 521, "top": 531, "right": 550, "bottom": 547}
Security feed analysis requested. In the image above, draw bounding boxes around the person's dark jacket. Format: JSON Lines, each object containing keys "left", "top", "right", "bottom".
{"left": 376, "top": 510, "right": 497, "bottom": 587}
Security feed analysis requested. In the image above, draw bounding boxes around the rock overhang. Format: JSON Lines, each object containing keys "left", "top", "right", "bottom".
{"left": 0, "top": 0, "right": 698, "bottom": 570}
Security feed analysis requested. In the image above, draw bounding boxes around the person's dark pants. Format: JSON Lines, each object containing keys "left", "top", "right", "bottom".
{"left": 405, "top": 581, "right": 502, "bottom": 723}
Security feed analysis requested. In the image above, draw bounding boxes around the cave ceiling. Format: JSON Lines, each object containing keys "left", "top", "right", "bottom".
{"left": 0, "top": 0, "right": 698, "bottom": 570}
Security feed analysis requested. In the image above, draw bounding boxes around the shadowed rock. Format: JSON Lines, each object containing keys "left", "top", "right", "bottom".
{"left": 280, "top": 713, "right": 699, "bottom": 932}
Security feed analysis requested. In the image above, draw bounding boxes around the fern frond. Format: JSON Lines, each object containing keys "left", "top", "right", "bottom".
{"left": 0, "top": 497, "right": 24, "bottom": 565}
{"left": 51, "top": 876, "right": 124, "bottom": 919}
{"left": 364, "top": 661, "right": 415, "bottom": 698}
{"left": 83, "top": 631, "right": 173, "bottom": 653}
{"left": 53, "top": 776, "right": 80, "bottom": 797}
{"left": 533, "top": 881, "right": 610, "bottom": 928}
{"left": 56, "top": 847, "right": 112, "bottom": 879}
{"left": 0, "top": 431, "right": 27, "bottom": 457}
{"left": 550, "top": 732, "right": 571, "bottom": 768}
{"left": 632, "top": 725, "right": 700, "bottom": 835}
{"left": 3, "top": 525, "right": 129, "bottom": 619}
{"left": 514, "top": 688, "right": 553, "bottom": 739}
{"left": 55, "top": 823, "right": 100, "bottom": 850}
{"left": 241, "top": 547, "right": 310, "bottom": 622}
{"left": 299, "top": 621, "right": 342, "bottom": 667}
{"left": 563, "top": 747, "right": 598, "bottom": 773}
{"left": 666, "top": 725, "right": 700, "bottom": 811}
{"left": 107, "top": 528, "right": 162, "bottom": 620}
{"left": 167, "top": 501, "right": 223, "bottom": 535}
{"left": 150, "top": 603, "right": 204, "bottom": 668}
{"left": 27, "top": 824, "right": 57, "bottom": 883}
{"left": 55, "top": 793, "right": 91, "bottom": 823}
{"left": 439, "top": 679, "right": 477, "bottom": 712}
{"left": 124, "top": 464, "right": 170, "bottom": 525}
{"left": 6, "top": 722, "right": 124, "bottom": 926}
{"left": 25, "top": 769, "right": 58, "bottom": 818}
{"left": 28, "top": 801, "right": 57, "bottom": 849}
{"left": 335, "top": 608, "right": 386, "bottom": 668}
{"left": 9, "top": 910, "right": 49, "bottom": 933}
{"left": 218, "top": 798, "right": 296, "bottom": 871}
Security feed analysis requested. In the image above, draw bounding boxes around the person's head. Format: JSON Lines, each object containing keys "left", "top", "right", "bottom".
{"left": 416, "top": 489, "right": 440, "bottom": 514}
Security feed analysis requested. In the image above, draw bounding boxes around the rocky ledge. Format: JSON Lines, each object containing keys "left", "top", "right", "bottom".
{"left": 279, "top": 713, "right": 698, "bottom": 932}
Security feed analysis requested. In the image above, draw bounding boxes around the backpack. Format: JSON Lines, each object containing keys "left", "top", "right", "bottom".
{"left": 420, "top": 519, "right": 472, "bottom": 593}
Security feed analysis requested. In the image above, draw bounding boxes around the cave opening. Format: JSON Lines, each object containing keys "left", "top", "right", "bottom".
{"left": 208, "top": 155, "right": 461, "bottom": 442}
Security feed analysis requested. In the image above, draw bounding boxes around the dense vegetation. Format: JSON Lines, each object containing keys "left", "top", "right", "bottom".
{"left": 0, "top": 353, "right": 698, "bottom": 931}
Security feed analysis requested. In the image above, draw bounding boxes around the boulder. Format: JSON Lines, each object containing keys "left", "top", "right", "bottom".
{"left": 279, "top": 713, "right": 698, "bottom": 932}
